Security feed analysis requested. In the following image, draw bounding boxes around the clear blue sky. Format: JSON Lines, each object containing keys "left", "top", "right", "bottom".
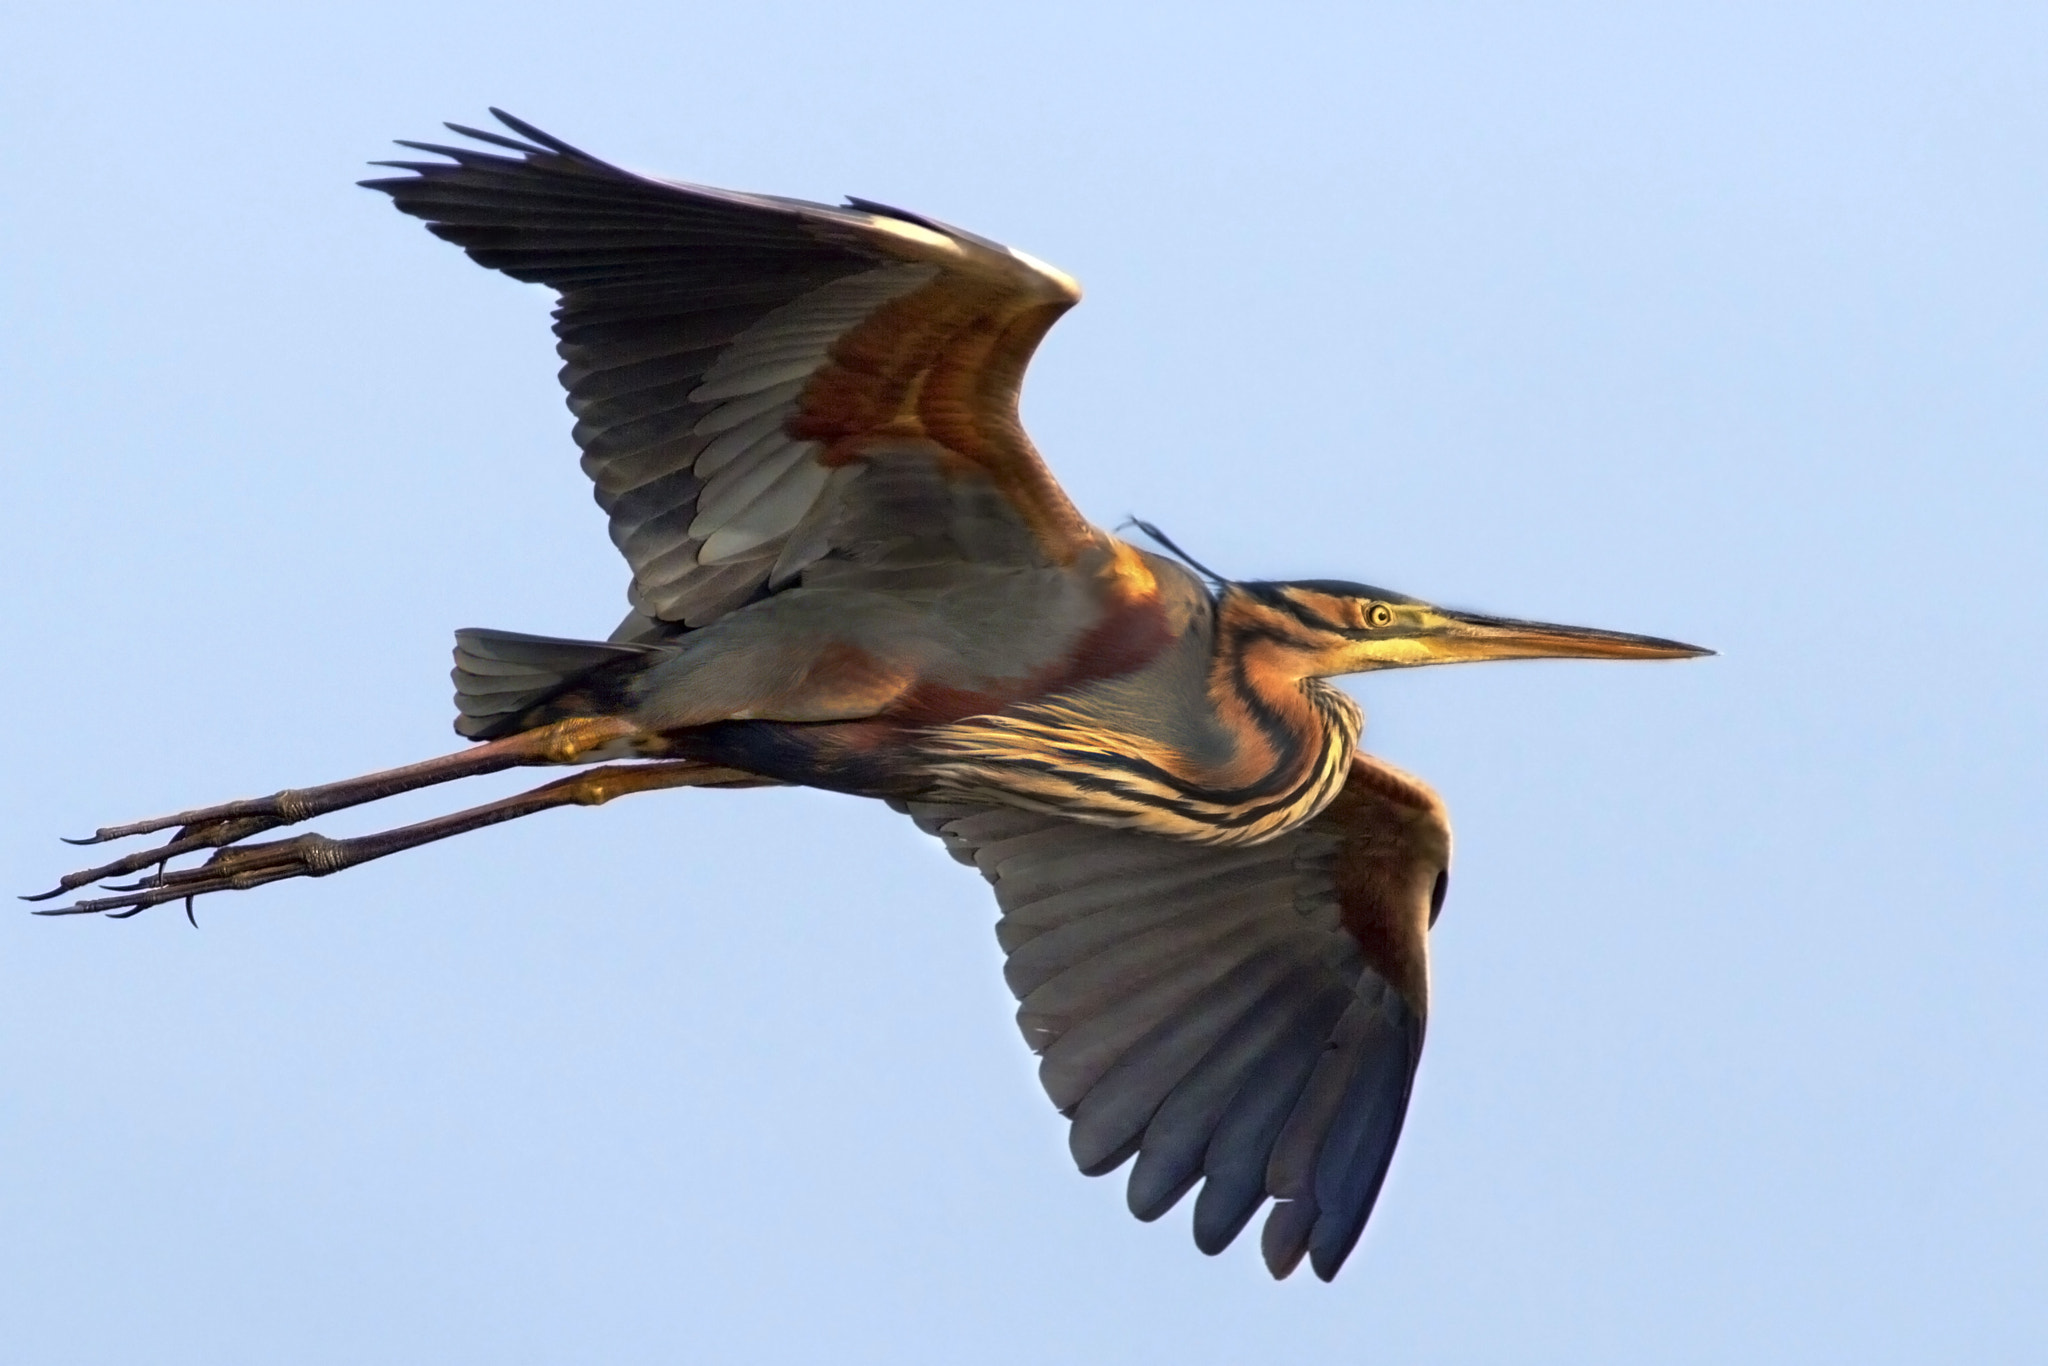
{"left": 3, "top": 2, "right": 2043, "bottom": 1361}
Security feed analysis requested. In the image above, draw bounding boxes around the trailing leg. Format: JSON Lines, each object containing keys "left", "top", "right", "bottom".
{"left": 28, "top": 716, "right": 659, "bottom": 905}
{"left": 32, "top": 760, "right": 775, "bottom": 919}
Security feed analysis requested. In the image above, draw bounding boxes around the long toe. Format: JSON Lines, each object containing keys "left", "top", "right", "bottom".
{"left": 31, "top": 833, "right": 355, "bottom": 918}
{"left": 25, "top": 814, "right": 287, "bottom": 903}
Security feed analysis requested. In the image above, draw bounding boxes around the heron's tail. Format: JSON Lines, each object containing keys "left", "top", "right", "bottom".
{"left": 451, "top": 629, "right": 659, "bottom": 741}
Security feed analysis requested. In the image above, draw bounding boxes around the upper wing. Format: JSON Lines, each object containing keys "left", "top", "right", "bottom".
{"left": 362, "top": 111, "right": 1093, "bottom": 630}
{"left": 899, "top": 753, "right": 1452, "bottom": 1281}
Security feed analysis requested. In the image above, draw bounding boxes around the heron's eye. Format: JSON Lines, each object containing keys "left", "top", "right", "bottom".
{"left": 1366, "top": 602, "right": 1394, "bottom": 628}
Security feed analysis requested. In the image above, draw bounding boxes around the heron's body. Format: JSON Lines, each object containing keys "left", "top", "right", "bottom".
{"left": 35, "top": 112, "right": 1706, "bottom": 1282}
{"left": 483, "top": 540, "right": 1364, "bottom": 847}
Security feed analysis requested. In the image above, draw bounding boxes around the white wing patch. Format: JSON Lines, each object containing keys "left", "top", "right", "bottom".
{"left": 1007, "top": 245, "right": 1082, "bottom": 300}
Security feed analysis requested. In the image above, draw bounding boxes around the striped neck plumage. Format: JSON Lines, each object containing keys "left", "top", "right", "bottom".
{"left": 917, "top": 585, "right": 1363, "bottom": 847}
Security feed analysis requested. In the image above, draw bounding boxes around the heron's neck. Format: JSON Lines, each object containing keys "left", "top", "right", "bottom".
{"left": 1204, "top": 596, "right": 1365, "bottom": 802}
{"left": 914, "top": 590, "right": 1362, "bottom": 847}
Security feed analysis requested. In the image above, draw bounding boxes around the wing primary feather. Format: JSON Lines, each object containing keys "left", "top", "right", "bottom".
{"left": 1266, "top": 998, "right": 1375, "bottom": 1201}
{"left": 1305, "top": 990, "right": 1423, "bottom": 1281}
{"left": 1260, "top": 1196, "right": 1319, "bottom": 1280}
{"left": 1067, "top": 942, "right": 1300, "bottom": 1176}
{"left": 441, "top": 121, "right": 546, "bottom": 154}
{"left": 1188, "top": 982, "right": 1351, "bottom": 1255}
{"left": 1124, "top": 962, "right": 1326, "bottom": 1223}
{"left": 487, "top": 108, "right": 608, "bottom": 164}
{"left": 1032, "top": 920, "right": 1298, "bottom": 1111}
{"left": 384, "top": 143, "right": 474, "bottom": 167}
{"left": 1259, "top": 980, "right": 1422, "bottom": 1280}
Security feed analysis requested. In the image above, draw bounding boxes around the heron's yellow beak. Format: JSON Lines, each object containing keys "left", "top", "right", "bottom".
{"left": 1238, "top": 580, "right": 1710, "bottom": 676}
{"left": 1331, "top": 604, "right": 1711, "bottom": 672}
{"left": 1408, "top": 607, "right": 1710, "bottom": 664}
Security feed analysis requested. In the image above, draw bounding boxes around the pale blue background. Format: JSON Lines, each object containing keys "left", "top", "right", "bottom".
{"left": 3, "top": 3, "right": 2043, "bottom": 1361}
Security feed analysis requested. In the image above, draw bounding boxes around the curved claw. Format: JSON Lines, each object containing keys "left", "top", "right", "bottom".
{"left": 28, "top": 817, "right": 284, "bottom": 905}
{"left": 29, "top": 834, "right": 355, "bottom": 919}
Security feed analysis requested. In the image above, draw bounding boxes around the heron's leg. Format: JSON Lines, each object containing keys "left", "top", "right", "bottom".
{"left": 33, "top": 761, "right": 776, "bottom": 919}
{"left": 27, "top": 716, "right": 655, "bottom": 903}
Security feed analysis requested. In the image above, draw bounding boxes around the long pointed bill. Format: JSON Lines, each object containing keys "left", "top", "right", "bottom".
{"left": 1415, "top": 607, "right": 1712, "bottom": 664}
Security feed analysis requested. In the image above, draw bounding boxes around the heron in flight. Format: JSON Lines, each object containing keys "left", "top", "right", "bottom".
{"left": 33, "top": 112, "right": 1707, "bottom": 1281}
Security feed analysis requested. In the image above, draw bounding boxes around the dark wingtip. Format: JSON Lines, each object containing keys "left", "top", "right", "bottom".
{"left": 1260, "top": 1199, "right": 1313, "bottom": 1279}
{"left": 442, "top": 121, "right": 539, "bottom": 154}
{"left": 487, "top": 108, "right": 599, "bottom": 163}
{"left": 363, "top": 111, "right": 598, "bottom": 195}
{"left": 391, "top": 138, "right": 469, "bottom": 157}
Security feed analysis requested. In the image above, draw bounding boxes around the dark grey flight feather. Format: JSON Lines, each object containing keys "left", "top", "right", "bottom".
{"left": 896, "top": 795, "right": 1431, "bottom": 1280}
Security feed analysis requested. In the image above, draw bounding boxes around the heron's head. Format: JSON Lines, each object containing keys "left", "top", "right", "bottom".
{"left": 1227, "top": 579, "right": 1711, "bottom": 678}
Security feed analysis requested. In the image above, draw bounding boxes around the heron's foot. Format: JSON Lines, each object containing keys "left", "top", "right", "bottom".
{"left": 32, "top": 833, "right": 366, "bottom": 919}
{"left": 26, "top": 716, "right": 654, "bottom": 907}
{"left": 26, "top": 810, "right": 304, "bottom": 906}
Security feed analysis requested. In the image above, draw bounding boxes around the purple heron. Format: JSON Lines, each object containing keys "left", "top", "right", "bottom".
{"left": 32, "top": 112, "right": 1707, "bottom": 1280}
